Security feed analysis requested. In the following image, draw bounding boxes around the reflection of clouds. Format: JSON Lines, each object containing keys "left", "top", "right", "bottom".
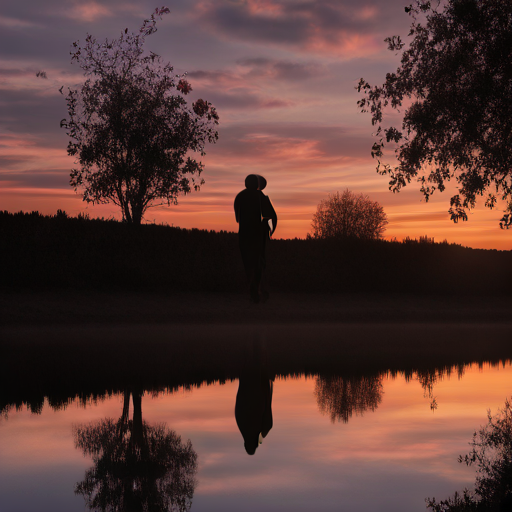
{"left": 6, "top": 363, "right": 512, "bottom": 512}
{"left": 315, "top": 375, "right": 383, "bottom": 423}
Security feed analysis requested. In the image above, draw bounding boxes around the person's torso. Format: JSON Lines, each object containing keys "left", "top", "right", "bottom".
{"left": 236, "top": 189, "right": 264, "bottom": 231}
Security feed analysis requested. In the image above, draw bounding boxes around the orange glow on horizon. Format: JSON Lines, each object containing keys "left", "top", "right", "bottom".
{"left": 1, "top": 189, "right": 510, "bottom": 250}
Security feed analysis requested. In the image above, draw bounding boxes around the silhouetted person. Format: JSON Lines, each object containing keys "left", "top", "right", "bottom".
{"left": 235, "top": 338, "right": 274, "bottom": 455}
{"left": 234, "top": 174, "right": 277, "bottom": 303}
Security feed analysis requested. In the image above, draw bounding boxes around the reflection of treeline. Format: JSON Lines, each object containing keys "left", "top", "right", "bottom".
{"left": 2, "top": 321, "right": 512, "bottom": 416}
{"left": 2, "top": 354, "right": 508, "bottom": 421}
{"left": 2, "top": 362, "right": 505, "bottom": 433}
{"left": 2, "top": 210, "right": 511, "bottom": 294}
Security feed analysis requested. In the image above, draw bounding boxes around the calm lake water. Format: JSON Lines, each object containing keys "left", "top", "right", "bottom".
{"left": 1, "top": 352, "right": 512, "bottom": 512}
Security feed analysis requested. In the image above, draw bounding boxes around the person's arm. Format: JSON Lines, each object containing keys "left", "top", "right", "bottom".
{"left": 234, "top": 194, "right": 240, "bottom": 223}
{"left": 262, "top": 196, "right": 277, "bottom": 236}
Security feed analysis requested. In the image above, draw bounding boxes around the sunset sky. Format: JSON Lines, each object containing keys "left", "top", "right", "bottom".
{"left": 1, "top": 0, "right": 510, "bottom": 249}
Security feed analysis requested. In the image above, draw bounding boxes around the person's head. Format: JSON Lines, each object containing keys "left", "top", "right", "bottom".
{"left": 244, "top": 439, "right": 258, "bottom": 455}
{"left": 245, "top": 174, "right": 267, "bottom": 191}
{"left": 245, "top": 174, "right": 259, "bottom": 190}
{"left": 243, "top": 432, "right": 263, "bottom": 455}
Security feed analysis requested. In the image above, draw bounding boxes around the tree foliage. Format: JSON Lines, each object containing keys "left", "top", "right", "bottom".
{"left": 426, "top": 398, "right": 512, "bottom": 511}
{"left": 64, "top": 7, "right": 219, "bottom": 224}
{"left": 357, "top": 0, "right": 512, "bottom": 227}
{"left": 310, "top": 190, "right": 388, "bottom": 240}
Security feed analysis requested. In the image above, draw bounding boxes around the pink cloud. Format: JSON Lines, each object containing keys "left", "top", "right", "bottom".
{"left": 64, "top": 2, "right": 112, "bottom": 23}
{"left": 305, "top": 31, "right": 382, "bottom": 58}
{"left": 238, "top": 132, "right": 323, "bottom": 160}
{"left": 0, "top": 15, "right": 41, "bottom": 28}
{"left": 195, "top": 0, "right": 389, "bottom": 59}
{"left": 354, "top": 6, "right": 379, "bottom": 21}
{"left": 246, "top": 0, "right": 285, "bottom": 17}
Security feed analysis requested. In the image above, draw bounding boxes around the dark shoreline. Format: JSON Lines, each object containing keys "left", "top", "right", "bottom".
{"left": 3, "top": 289, "right": 511, "bottom": 417}
{"left": 3, "top": 317, "right": 512, "bottom": 414}
{"left": 2, "top": 289, "right": 512, "bottom": 326}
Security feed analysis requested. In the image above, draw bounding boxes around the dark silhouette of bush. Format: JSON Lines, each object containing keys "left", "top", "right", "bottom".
{"left": 310, "top": 190, "right": 388, "bottom": 240}
{"left": 427, "top": 398, "right": 512, "bottom": 511}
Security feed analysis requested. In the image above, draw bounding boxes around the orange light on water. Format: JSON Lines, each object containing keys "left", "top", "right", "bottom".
{"left": 1, "top": 362, "right": 511, "bottom": 511}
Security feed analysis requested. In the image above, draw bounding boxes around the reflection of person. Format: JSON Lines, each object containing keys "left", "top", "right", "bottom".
{"left": 235, "top": 339, "right": 274, "bottom": 455}
{"left": 234, "top": 174, "right": 277, "bottom": 303}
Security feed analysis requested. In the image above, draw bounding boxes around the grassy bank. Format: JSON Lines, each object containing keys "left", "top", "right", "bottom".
{"left": 1, "top": 210, "right": 511, "bottom": 295}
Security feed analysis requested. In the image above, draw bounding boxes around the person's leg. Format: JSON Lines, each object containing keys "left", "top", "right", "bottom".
{"left": 258, "top": 221, "right": 270, "bottom": 302}
{"left": 251, "top": 266, "right": 262, "bottom": 303}
{"left": 240, "top": 233, "right": 260, "bottom": 302}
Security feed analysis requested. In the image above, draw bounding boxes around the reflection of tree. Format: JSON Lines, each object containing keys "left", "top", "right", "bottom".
{"left": 73, "top": 390, "right": 197, "bottom": 512}
{"left": 427, "top": 398, "right": 512, "bottom": 512}
{"left": 315, "top": 375, "right": 383, "bottom": 423}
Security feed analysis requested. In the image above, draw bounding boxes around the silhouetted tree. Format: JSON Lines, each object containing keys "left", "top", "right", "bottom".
{"left": 426, "top": 398, "right": 512, "bottom": 511}
{"left": 357, "top": 0, "right": 512, "bottom": 227}
{"left": 310, "top": 190, "right": 387, "bottom": 240}
{"left": 63, "top": 8, "right": 219, "bottom": 224}
{"left": 315, "top": 375, "right": 383, "bottom": 423}
{"left": 73, "top": 390, "right": 197, "bottom": 512}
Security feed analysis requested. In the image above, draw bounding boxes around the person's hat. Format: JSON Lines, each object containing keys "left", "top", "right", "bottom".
{"left": 257, "top": 175, "right": 267, "bottom": 190}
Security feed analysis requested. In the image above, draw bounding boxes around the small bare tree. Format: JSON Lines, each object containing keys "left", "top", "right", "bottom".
{"left": 310, "top": 190, "right": 388, "bottom": 240}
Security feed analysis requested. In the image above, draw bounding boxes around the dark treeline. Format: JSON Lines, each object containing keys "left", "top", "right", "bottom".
{"left": 1, "top": 209, "right": 511, "bottom": 294}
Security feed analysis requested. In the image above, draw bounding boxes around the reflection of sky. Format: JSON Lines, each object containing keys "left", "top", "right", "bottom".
{"left": 1, "top": 1, "right": 510, "bottom": 249}
{"left": 1, "top": 362, "right": 512, "bottom": 511}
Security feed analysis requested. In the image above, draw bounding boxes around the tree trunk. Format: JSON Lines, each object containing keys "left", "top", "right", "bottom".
{"left": 131, "top": 391, "right": 144, "bottom": 448}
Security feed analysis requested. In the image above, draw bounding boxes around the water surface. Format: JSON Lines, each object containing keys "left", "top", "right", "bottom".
{"left": 2, "top": 358, "right": 511, "bottom": 512}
